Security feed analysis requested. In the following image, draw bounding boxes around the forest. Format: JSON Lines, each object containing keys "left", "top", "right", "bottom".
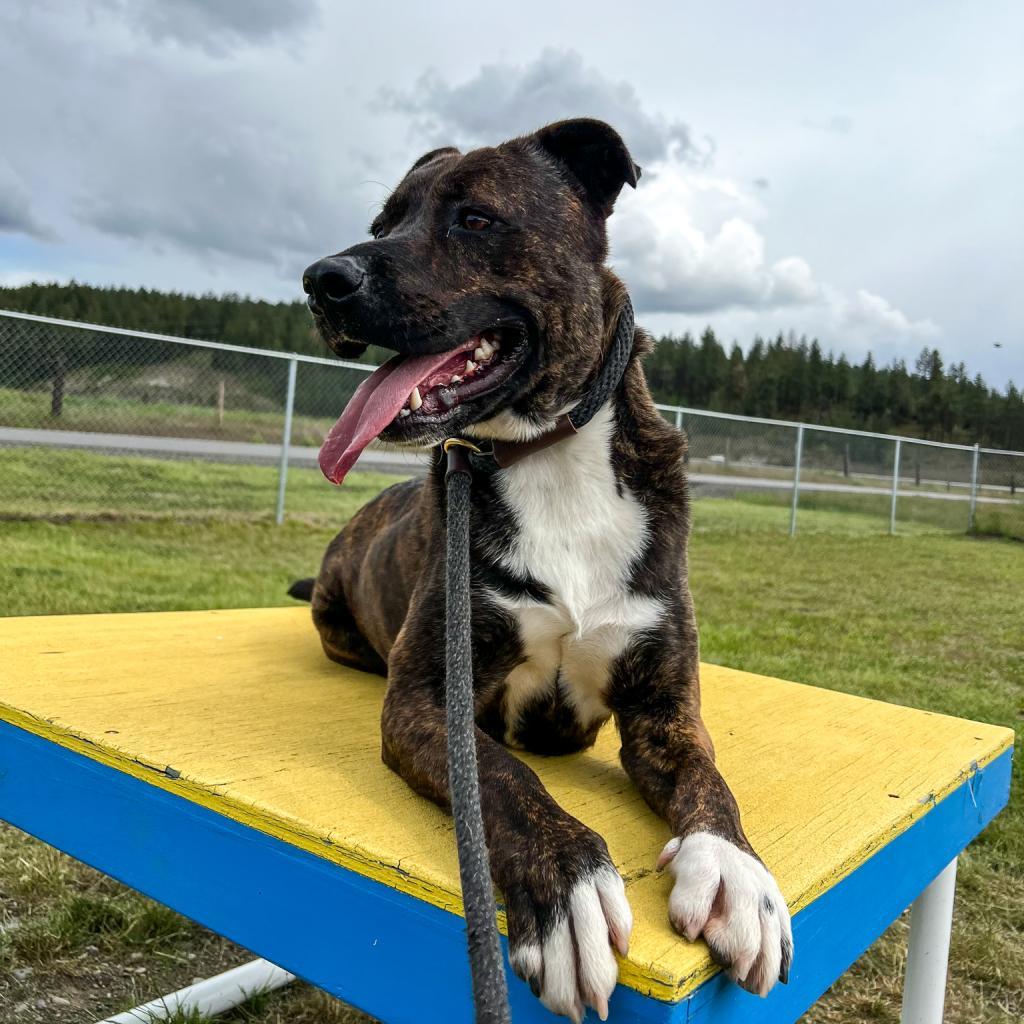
{"left": 2, "top": 281, "right": 1021, "bottom": 450}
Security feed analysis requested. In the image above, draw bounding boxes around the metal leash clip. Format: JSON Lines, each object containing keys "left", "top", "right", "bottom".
{"left": 443, "top": 437, "right": 483, "bottom": 481}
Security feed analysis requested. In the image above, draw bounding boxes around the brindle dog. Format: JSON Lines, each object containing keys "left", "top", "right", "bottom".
{"left": 296, "top": 119, "right": 792, "bottom": 1022}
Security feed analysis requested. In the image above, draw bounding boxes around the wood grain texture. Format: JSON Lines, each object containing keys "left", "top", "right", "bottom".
{"left": 0, "top": 607, "right": 1013, "bottom": 1001}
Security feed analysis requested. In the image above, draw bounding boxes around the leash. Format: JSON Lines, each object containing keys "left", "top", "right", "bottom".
{"left": 441, "top": 297, "right": 635, "bottom": 1022}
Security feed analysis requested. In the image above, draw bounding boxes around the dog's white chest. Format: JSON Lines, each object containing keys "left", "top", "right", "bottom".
{"left": 487, "top": 406, "right": 663, "bottom": 739}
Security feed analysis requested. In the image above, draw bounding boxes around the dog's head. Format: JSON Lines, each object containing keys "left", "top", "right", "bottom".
{"left": 304, "top": 118, "right": 640, "bottom": 483}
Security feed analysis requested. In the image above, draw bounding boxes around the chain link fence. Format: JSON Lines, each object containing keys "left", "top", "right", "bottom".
{"left": 3, "top": 309, "right": 1023, "bottom": 538}
{"left": 661, "top": 406, "right": 1024, "bottom": 537}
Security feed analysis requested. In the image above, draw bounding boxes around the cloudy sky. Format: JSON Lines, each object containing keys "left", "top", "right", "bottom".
{"left": 1, "top": 1, "right": 1021, "bottom": 387}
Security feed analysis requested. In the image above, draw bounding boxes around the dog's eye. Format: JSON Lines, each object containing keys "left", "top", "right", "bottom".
{"left": 458, "top": 210, "right": 492, "bottom": 232}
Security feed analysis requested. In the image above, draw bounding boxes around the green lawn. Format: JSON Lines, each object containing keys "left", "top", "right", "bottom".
{"left": 5, "top": 443, "right": 1020, "bottom": 539}
{"left": 0, "top": 459, "right": 1021, "bottom": 1023}
{"left": 0, "top": 445, "right": 395, "bottom": 525}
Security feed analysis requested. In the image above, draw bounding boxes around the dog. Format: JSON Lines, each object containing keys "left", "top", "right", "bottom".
{"left": 293, "top": 118, "right": 792, "bottom": 1021}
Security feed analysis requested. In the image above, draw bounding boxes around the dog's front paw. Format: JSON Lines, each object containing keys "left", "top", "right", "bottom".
{"left": 657, "top": 832, "right": 793, "bottom": 997}
{"left": 505, "top": 833, "right": 632, "bottom": 1023}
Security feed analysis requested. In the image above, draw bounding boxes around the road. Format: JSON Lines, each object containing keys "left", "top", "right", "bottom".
{"left": 0, "top": 425, "right": 426, "bottom": 475}
{"left": 1, "top": 426, "right": 1019, "bottom": 507}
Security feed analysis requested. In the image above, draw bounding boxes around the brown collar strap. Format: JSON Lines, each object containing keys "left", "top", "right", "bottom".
{"left": 489, "top": 413, "right": 578, "bottom": 468}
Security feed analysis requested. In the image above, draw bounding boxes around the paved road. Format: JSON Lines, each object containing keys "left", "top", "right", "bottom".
{"left": 1, "top": 426, "right": 1018, "bottom": 507}
{"left": 0, "top": 425, "right": 426, "bottom": 475}
{"left": 691, "top": 473, "right": 1019, "bottom": 505}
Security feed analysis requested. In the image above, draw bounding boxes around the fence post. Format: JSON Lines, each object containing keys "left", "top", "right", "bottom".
{"left": 968, "top": 443, "right": 980, "bottom": 532}
{"left": 51, "top": 349, "right": 65, "bottom": 418}
{"left": 889, "top": 438, "right": 902, "bottom": 535}
{"left": 275, "top": 358, "right": 298, "bottom": 526}
{"left": 789, "top": 424, "right": 804, "bottom": 537}
{"left": 674, "top": 408, "right": 683, "bottom": 430}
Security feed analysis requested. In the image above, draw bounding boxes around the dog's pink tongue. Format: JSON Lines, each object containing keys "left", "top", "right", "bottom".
{"left": 319, "top": 350, "right": 457, "bottom": 485}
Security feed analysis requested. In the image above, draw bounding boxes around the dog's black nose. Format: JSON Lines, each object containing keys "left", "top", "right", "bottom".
{"left": 302, "top": 256, "right": 366, "bottom": 314}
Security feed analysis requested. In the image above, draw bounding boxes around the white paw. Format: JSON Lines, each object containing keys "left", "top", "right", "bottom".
{"left": 509, "top": 866, "right": 633, "bottom": 1022}
{"left": 658, "top": 832, "right": 793, "bottom": 997}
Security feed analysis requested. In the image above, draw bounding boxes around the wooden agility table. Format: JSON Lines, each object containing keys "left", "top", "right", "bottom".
{"left": 0, "top": 607, "right": 1013, "bottom": 1023}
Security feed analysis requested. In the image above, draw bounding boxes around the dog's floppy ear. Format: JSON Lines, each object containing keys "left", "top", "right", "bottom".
{"left": 533, "top": 119, "right": 641, "bottom": 217}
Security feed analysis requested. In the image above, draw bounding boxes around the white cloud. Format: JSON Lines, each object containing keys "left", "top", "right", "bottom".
{"left": 0, "top": 159, "right": 53, "bottom": 241}
{"left": 610, "top": 156, "right": 822, "bottom": 313}
{"left": 843, "top": 288, "right": 939, "bottom": 338}
{"left": 607, "top": 152, "right": 937, "bottom": 352}
{"left": 74, "top": 113, "right": 354, "bottom": 263}
{"left": 0, "top": 3, "right": 370, "bottom": 279}
{"left": 89, "top": 0, "right": 318, "bottom": 57}
{"left": 378, "top": 48, "right": 709, "bottom": 168}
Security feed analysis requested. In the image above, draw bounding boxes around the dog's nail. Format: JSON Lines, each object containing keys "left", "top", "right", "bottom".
{"left": 656, "top": 836, "right": 681, "bottom": 870}
{"left": 737, "top": 954, "right": 755, "bottom": 979}
{"left": 779, "top": 962, "right": 789, "bottom": 985}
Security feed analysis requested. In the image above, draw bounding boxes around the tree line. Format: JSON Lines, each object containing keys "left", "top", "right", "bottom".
{"left": 646, "top": 329, "right": 1023, "bottom": 450}
{"left": 2, "top": 281, "right": 1021, "bottom": 450}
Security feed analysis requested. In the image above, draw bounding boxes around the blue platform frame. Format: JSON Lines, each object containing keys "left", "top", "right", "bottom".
{"left": 0, "top": 718, "right": 1012, "bottom": 1023}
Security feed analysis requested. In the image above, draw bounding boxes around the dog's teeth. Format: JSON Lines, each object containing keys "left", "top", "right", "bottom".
{"left": 474, "top": 347, "right": 486, "bottom": 362}
{"left": 465, "top": 360, "right": 477, "bottom": 373}
{"left": 479, "top": 339, "right": 494, "bottom": 359}
{"left": 399, "top": 407, "right": 410, "bottom": 417}
{"left": 409, "top": 386, "right": 422, "bottom": 411}
{"left": 451, "top": 374, "right": 462, "bottom": 384}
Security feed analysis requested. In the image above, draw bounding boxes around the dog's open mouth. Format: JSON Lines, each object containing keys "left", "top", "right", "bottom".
{"left": 319, "top": 327, "right": 527, "bottom": 485}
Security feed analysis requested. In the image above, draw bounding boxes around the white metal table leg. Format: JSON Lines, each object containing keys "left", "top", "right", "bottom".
{"left": 97, "top": 958, "right": 294, "bottom": 1023}
{"left": 900, "top": 858, "right": 958, "bottom": 1024}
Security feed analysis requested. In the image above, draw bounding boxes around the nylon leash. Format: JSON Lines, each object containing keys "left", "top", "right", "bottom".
{"left": 443, "top": 451, "right": 511, "bottom": 1024}
{"left": 442, "top": 297, "right": 635, "bottom": 1023}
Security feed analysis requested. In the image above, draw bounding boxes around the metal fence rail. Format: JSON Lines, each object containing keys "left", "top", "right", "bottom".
{"left": 2, "top": 309, "right": 1022, "bottom": 537}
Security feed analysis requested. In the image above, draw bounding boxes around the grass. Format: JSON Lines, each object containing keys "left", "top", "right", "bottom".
{"left": 0, "top": 445, "right": 397, "bottom": 525}
{"left": 0, "top": 453, "right": 1021, "bottom": 1022}
{"left": 696, "top": 479, "right": 1023, "bottom": 539}
{"left": 4, "top": 443, "right": 1020, "bottom": 540}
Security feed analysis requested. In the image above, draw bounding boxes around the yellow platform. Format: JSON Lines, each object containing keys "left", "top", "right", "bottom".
{"left": 0, "top": 607, "right": 1013, "bottom": 1002}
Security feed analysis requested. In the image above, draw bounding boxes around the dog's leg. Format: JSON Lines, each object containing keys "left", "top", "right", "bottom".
{"left": 382, "top": 642, "right": 632, "bottom": 1022}
{"left": 310, "top": 558, "right": 388, "bottom": 675}
{"left": 611, "top": 641, "right": 793, "bottom": 998}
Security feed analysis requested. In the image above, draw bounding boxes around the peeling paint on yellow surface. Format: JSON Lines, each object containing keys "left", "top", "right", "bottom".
{"left": 0, "top": 607, "right": 1013, "bottom": 1001}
